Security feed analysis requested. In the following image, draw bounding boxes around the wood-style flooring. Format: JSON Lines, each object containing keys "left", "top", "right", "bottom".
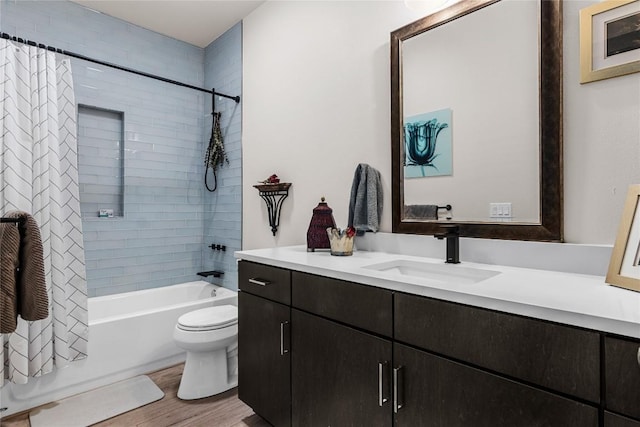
{"left": 1, "top": 363, "right": 271, "bottom": 427}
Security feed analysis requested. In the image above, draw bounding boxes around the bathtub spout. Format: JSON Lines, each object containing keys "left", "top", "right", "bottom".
{"left": 197, "top": 270, "right": 224, "bottom": 278}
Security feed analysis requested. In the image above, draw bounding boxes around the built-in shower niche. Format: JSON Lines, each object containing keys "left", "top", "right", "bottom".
{"left": 78, "top": 105, "right": 124, "bottom": 218}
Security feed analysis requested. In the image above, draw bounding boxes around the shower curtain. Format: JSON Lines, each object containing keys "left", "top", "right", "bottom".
{"left": 0, "top": 39, "right": 88, "bottom": 385}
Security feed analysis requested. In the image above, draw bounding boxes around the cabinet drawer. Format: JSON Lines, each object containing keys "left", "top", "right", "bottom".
{"left": 238, "top": 261, "right": 291, "bottom": 305}
{"left": 292, "top": 271, "right": 393, "bottom": 337}
{"left": 605, "top": 412, "right": 640, "bottom": 427}
{"left": 395, "top": 292, "right": 600, "bottom": 403}
{"left": 605, "top": 336, "right": 640, "bottom": 420}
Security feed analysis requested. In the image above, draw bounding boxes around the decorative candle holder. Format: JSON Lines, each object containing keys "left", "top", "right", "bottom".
{"left": 254, "top": 182, "right": 291, "bottom": 236}
{"left": 327, "top": 227, "right": 356, "bottom": 256}
{"left": 307, "top": 197, "right": 336, "bottom": 251}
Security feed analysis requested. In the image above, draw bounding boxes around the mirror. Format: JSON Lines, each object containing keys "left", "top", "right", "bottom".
{"left": 391, "top": 0, "right": 563, "bottom": 241}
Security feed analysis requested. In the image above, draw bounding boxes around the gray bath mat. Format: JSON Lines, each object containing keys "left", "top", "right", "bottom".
{"left": 29, "top": 375, "right": 164, "bottom": 427}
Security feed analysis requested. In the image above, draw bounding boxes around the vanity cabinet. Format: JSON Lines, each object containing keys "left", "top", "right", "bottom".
{"left": 238, "top": 261, "right": 637, "bottom": 426}
{"left": 605, "top": 336, "right": 640, "bottom": 421}
{"left": 238, "top": 262, "right": 291, "bottom": 427}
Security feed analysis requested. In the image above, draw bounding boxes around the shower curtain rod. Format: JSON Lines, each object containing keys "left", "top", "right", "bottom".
{"left": 0, "top": 32, "right": 241, "bottom": 103}
{"left": 0, "top": 217, "right": 25, "bottom": 224}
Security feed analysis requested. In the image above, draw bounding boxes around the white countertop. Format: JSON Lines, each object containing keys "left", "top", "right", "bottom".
{"left": 235, "top": 245, "right": 640, "bottom": 339}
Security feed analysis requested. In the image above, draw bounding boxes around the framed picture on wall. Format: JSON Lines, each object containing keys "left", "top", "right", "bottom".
{"left": 606, "top": 184, "right": 640, "bottom": 292}
{"left": 580, "top": 0, "right": 640, "bottom": 83}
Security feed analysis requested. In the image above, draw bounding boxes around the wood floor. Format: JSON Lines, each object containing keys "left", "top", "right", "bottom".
{"left": 1, "top": 364, "right": 271, "bottom": 427}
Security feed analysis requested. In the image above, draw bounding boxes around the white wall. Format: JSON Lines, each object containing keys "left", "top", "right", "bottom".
{"left": 563, "top": 0, "right": 640, "bottom": 244}
{"left": 242, "top": 0, "right": 640, "bottom": 249}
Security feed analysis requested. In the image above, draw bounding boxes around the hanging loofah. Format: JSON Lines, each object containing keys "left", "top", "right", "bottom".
{"left": 205, "top": 111, "right": 229, "bottom": 192}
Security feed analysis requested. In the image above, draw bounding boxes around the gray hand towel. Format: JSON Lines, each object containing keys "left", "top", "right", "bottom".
{"left": 404, "top": 204, "right": 438, "bottom": 220}
{"left": 348, "top": 164, "right": 383, "bottom": 233}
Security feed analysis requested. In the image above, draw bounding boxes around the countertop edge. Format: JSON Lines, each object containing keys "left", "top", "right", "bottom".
{"left": 235, "top": 248, "right": 640, "bottom": 340}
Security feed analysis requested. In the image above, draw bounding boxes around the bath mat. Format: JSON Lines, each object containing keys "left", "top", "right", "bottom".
{"left": 29, "top": 375, "right": 164, "bottom": 427}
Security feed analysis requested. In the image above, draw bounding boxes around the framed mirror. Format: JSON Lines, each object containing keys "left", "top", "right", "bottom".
{"left": 391, "top": 0, "right": 563, "bottom": 241}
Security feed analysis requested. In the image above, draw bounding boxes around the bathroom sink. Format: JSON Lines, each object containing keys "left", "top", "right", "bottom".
{"left": 362, "top": 259, "right": 500, "bottom": 285}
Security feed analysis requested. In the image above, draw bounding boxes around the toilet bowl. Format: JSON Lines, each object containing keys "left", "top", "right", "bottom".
{"left": 173, "top": 304, "right": 238, "bottom": 400}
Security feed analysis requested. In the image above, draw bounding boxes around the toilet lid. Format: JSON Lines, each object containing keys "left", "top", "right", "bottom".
{"left": 177, "top": 305, "right": 238, "bottom": 331}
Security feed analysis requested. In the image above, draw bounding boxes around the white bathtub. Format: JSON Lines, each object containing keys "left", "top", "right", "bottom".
{"left": 0, "top": 281, "right": 237, "bottom": 417}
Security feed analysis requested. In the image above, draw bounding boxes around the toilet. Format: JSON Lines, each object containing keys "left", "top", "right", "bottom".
{"left": 173, "top": 304, "right": 238, "bottom": 400}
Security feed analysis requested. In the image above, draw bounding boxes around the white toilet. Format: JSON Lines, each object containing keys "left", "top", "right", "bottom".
{"left": 173, "top": 304, "right": 238, "bottom": 400}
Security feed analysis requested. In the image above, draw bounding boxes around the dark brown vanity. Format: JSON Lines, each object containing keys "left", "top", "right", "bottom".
{"left": 238, "top": 260, "right": 640, "bottom": 427}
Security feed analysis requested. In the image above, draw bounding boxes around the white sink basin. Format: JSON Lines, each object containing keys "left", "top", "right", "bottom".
{"left": 362, "top": 259, "right": 500, "bottom": 285}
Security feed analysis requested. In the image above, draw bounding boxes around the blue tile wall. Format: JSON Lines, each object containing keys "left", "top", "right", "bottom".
{"left": 2, "top": 0, "right": 242, "bottom": 296}
{"left": 202, "top": 23, "right": 243, "bottom": 291}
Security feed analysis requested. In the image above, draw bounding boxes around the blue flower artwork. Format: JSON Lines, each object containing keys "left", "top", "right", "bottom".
{"left": 404, "top": 108, "right": 452, "bottom": 178}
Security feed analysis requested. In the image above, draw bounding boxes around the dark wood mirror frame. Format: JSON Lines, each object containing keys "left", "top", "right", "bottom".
{"left": 391, "top": 0, "right": 563, "bottom": 241}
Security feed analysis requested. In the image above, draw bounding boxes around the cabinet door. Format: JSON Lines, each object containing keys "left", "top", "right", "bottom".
{"left": 605, "top": 412, "right": 640, "bottom": 427}
{"left": 292, "top": 309, "right": 393, "bottom": 427}
{"left": 238, "top": 292, "right": 291, "bottom": 427}
{"left": 393, "top": 343, "right": 598, "bottom": 427}
{"left": 605, "top": 336, "right": 640, "bottom": 420}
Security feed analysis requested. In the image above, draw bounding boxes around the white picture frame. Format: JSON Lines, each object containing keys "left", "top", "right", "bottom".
{"left": 580, "top": 0, "right": 640, "bottom": 83}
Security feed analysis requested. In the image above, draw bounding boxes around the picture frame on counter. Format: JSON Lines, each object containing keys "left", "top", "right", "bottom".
{"left": 606, "top": 184, "right": 640, "bottom": 292}
{"left": 580, "top": 0, "right": 640, "bottom": 83}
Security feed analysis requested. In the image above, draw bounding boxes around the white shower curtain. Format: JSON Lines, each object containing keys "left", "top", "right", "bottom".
{"left": 0, "top": 39, "right": 88, "bottom": 385}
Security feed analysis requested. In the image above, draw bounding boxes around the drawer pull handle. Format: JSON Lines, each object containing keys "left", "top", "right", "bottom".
{"left": 280, "top": 321, "right": 290, "bottom": 355}
{"left": 378, "top": 361, "right": 389, "bottom": 407}
{"left": 249, "top": 278, "right": 270, "bottom": 286}
{"left": 393, "top": 366, "right": 404, "bottom": 413}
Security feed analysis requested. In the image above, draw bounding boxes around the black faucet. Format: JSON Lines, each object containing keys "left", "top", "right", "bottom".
{"left": 434, "top": 225, "right": 460, "bottom": 264}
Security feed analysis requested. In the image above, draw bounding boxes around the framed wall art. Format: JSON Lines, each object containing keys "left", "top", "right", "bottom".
{"left": 606, "top": 184, "right": 640, "bottom": 292}
{"left": 580, "top": 0, "right": 640, "bottom": 83}
{"left": 403, "top": 108, "right": 453, "bottom": 179}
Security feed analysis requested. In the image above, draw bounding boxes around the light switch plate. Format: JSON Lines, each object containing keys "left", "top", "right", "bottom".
{"left": 490, "top": 203, "right": 512, "bottom": 218}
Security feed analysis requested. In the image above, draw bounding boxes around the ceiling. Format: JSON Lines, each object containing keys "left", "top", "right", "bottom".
{"left": 70, "top": 0, "right": 266, "bottom": 48}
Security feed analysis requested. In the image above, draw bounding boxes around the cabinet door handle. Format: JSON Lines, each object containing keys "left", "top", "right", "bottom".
{"left": 393, "top": 366, "right": 404, "bottom": 413}
{"left": 378, "top": 361, "right": 389, "bottom": 406}
{"left": 280, "top": 321, "right": 290, "bottom": 355}
{"left": 637, "top": 346, "right": 640, "bottom": 368}
{"left": 249, "top": 278, "right": 270, "bottom": 286}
